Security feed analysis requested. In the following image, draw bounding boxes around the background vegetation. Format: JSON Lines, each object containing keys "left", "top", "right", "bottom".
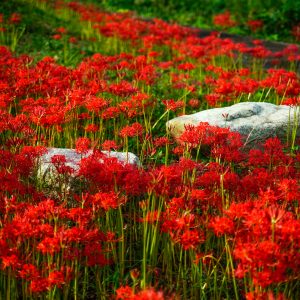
{"left": 91, "top": 0, "right": 300, "bottom": 42}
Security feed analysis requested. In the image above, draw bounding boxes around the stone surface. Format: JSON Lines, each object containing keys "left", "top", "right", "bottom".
{"left": 39, "top": 148, "right": 140, "bottom": 178}
{"left": 37, "top": 148, "right": 140, "bottom": 197}
{"left": 167, "top": 102, "right": 300, "bottom": 148}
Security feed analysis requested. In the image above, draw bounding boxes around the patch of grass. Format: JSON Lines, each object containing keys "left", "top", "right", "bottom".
{"left": 83, "top": 0, "right": 300, "bottom": 43}
{"left": 0, "top": 0, "right": 94, "bottom": 65}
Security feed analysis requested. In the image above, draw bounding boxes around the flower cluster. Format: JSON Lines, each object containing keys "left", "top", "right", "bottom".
{"left": 0, "top": 0, "right": 300, "bottom": 299}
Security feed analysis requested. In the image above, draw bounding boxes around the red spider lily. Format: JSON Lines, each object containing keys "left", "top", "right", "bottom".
{"left": 52, "top": 34, "right": 62, "bottom": 40}
{"left": 247, "top": 20, "right": 264, "bottom": 32}
{"left": 178, "top": 62, "right": 195, "bottom": 71}
{"left": 56, "top": 27, "right": 67, "bottom": 34}
{"left": 134, "top": 288, "right": 165, "bottom": 300}
{"left": 292, "top": 23, "right": 300, "bottom": 41}
{"left": 68, "top": 207, "right": 93, "bottom": 226}
{"left": 232, "top": 77, "right": 259, "bottom": 95}
{"left": 215, "top": 195, "right": 300, "bottom": 289}
{"left": 85, "top": 123, "right": 99, "bottom": 132}
{"left": 116, "top": 285, "right": 134, "bottom": 299}
{"left": 148, "top": 165, "right": 184, "bottom": 197}
{"left": 179, "top": 229, "right": 204, "bottom": 250}
{"left": 119, "top": 122, "right": 143, "bottom": 138}
{"left": 109, "top": 81, "right": 138, "bottom": 97}
{"left": 29, "top": 278, "right": 49, "bottom": 293}
{"left": 69, "top": 36, "right": 77, "bottom": 43}
{"left": 135, "top": 64, "right": 158, "bottom": 85}
{"left": 153, "top": 137, "right": 170, "bottom": 148}
{"left": 214, "top": 78, "right": 234, "bottom": 95}
{"left": 213, "top": 11, "right": 237, "bottom": 29}
{"left": 205, "top": 94, "right": 221, "bottom": 107}
{"left": 116, "top": 286, "right": 166, "bottom": 300}
{"left": 101, "top": 106, "right": 120, "bottom": 119}
{"left": 85, "top": 96, "right": 109, "bottom": 113}
{"left": 119, "top": 93, "right": 152, "bottom": 118}
{"left": 277, "top": 178, "right": 299, "bottom": 202}
{"left": 281, "top": 97, "right": 300, "bottom": 106}
{"left": 75, "top": 137, "right": 91, "bottom": 154}
{"left": 189, "top": 189, "right": 207, "bottom": 203}
{"left": 209, "top": 216, "right": 235, "bottom": 236}
{"left": 188, "top": 98, "right": 200, "bottom": 108}
{"left": 245, "top": 45, "right": 272, "bottom": 59}
{"left": 18, "top": 264, "right": 40, "bottom": 281}
{"left": 9, "top": 13, "right": 21, "bottom": 24}
{"left": 246, "top": 290, "right": 287, "bottom": 300}
{"left": 51, "top": 154, "right": 75, "bottom": 175}
{"left": 178, "top": 123, "right": 210, "bottom": 148}
{"left": 122, "top": 168, "right": 150, "bottom": 196}
{"left": 79, "top": 151, "right": 145, "bottom": 194}
{"left": 47, "top": 270, "right": 65, "bottom": 288}
{"left": 84, "top": 243, "right": 110, "bottom": 267}
{"left": 162, "top": 99, "right": 184, "bottom": 111}
{"left": 102, "top": 139, "right": 120, "bottom": 151}
{"left": 92, "top": 191, "right": 125, "bottom": 211}
{"left": 1, "top": 0, "right": 300, "bottom": 296}
{"left": 1, "top": 254, "right": 20, "bottom": 270}
{"left": 37, "top": 237, "right": 61, "bottom": 255}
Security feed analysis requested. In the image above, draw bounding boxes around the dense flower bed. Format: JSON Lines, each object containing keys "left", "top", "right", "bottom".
{"left": 0, "top": 1, "right": 300, "bottom": 299}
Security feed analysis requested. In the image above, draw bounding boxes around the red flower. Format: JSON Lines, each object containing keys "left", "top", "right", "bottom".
{"left": 162, "top": 99, "right": 184, "bottom": 111}
{"left": 52, "top": 34, "right": 62, "bottom": 40}
{"left": 69, "top": 36, "right": 77, "bottom": 43}
{"left": 102, "top": 107, "right": 120, "bottom": 119}
{"left": 116, "top": 285, "right": 133, "bottom": 300}
{"left": 1, "top": 254, "right": 20, "bottom": 270}
{"left": 37, "top": 237, "right": 61, "bottom": 255}
{"left": 178, "top": 62, "right": 195, "bottom": 71}
{"left": 209, "top": 216, "right": 235, "bottom": 236}
{"left": 48, "top": 270, "right": 65, "bottom": 288}
{"left": 213, "top": 11, "right": 237, "bottom": 29}
{"left": 9, "top": 13, "right": 21, "bottom": 24}
{"left": 30, "top": 278, "right": 49, "bottom": 293}
{"left": 153, "top": 137, "right": 170, "bottom": 148}
{"left": 93, "top": 191, "right": 124, "bottom": 211}
{"left": 84, "top": 243, "right": 109, "bottom": 267}
{"left": 179, "top": 229, "right": 204, "bottom": 250}
{"left": 109, "top": 80, "right": 138, "bottom": 97}
{"left": 85, "top": 96, "right": 108, "bottom": 113}
{"left": 188, "top": 98, "right": 200, "bottom": 108}
{"left": 135, "top": 288, "right": 165, "bottom": 299}
{"left": 56, "top": 27, "right": 67, "bottom": 34}
{"left": 102, "top": 140, "right": 120, "bottom": 151}
{"left": 247, "top": 19, "right": 264, "bottom": 32}
{"left": 85, "top": 123, "right": 99, "bottom": 132}
{"left": 18, "top": 264, "right": 40, "bottom": 281}
{"left": 292, "top": 23, "right": 300, "bottom": 41}
{"left": 119, "top": 122, "right": 143, "bottom": 138}
{"left": 75, "top": 137, "right": 91, "bottom": 154}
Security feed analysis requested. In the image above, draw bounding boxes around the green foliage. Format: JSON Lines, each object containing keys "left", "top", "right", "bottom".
{"left": 0, "top": 0, "right": 88, "bottom": 65}
{"left": 86, "top": 0, "right": 300, "bottom": 42}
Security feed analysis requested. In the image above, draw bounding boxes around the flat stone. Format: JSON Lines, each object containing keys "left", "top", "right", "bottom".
{"left": 39, "top": 148, "right": 140, "bottom": 176}
{"left": 37, "top": 148, "right": 140, "bottom": 196}
{"left": 167, "top": 102, "right": 300, "bottom": 148}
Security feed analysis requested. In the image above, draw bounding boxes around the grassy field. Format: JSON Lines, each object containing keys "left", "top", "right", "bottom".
{"left": 88, "top": 0, "right": 300, "bottom": 43}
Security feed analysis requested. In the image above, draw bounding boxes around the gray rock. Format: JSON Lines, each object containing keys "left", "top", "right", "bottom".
{"left": 39, "top": 148, "right": 140, "bottom": 175}
{"left": 167, "top": 102, "right": 300, "bottom": 148}
{"left": 37, "top": 148, "right": 140, "bottom": 196}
